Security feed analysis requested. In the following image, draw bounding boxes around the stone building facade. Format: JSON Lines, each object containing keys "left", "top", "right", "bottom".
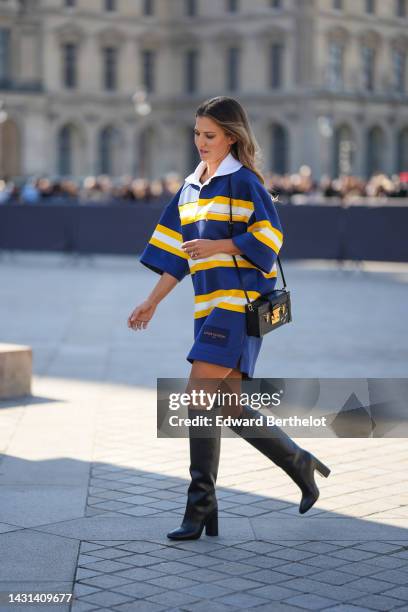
{"left": 0, "top": 0, "right": 407, "bottom": 180}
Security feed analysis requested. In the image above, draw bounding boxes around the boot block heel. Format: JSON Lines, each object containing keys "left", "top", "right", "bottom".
{"left": 205, "top": 511, "right": 218, "bottom": 536}
{"left": 313, "top": 457, "right": 331, "bottom": 478}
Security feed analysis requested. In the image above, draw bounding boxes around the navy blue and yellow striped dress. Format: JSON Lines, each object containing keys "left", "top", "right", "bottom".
{"left": 139, "top": 152, "right": 284, "bottom": 379}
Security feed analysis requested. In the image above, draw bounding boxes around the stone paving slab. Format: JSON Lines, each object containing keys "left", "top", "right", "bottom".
{"left": 0, "top": 530, "right": 79, "bottom": 581}
{"left": 251, "top": 518, "right": 408, "bottom": 541}
{"left": 33, "top": 515, "right": 255, "bottom": 543}
{"left": 0, "top": 485, "right": 90, "bottom": 528}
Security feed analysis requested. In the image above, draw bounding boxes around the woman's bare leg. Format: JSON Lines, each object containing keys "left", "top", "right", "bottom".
{"left": 184, "top": 360, "right": 238, "bottom": 411}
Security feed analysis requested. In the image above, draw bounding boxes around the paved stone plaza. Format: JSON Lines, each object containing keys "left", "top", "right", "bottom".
{"left": 0, "top": 253, "right": 407, "bottom": 612}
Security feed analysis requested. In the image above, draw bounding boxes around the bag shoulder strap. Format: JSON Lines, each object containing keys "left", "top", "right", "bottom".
{"left": 228, "top": 175, "right": 287, "bottom": 299}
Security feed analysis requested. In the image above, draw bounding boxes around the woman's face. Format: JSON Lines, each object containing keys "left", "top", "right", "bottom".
{"left": 194, "top": 115, "right": 236, "bottom": 164}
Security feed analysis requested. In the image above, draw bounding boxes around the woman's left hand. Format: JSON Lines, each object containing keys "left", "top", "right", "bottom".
{"left": 181, "top": 239, "right": 217, "bottom": 260}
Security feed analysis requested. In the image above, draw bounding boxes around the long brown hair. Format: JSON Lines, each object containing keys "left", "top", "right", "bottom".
{"left": 195, "top": 96, "right": 265, "bottom": 184}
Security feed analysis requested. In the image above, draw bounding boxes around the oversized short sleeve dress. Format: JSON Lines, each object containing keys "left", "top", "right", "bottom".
{"left": 139, "top": 153, "right": 284, "bottom": 380}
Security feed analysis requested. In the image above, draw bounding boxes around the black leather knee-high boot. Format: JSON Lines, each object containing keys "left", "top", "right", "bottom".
{"left": 227, "top": 404, "right": 331, "bottom": 514}
{"left": 167, "top": 407, "right": 221, "bottom": 540}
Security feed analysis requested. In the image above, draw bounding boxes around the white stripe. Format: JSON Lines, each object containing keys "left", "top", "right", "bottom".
{"left": 195, "top": 294, "right": 250, "bottom": 313}
{"left": 152, "top": 228, "right": 183, "bottom": 250}
{"left": 200, "top": 202, "right": 252, "bottom": 218}
{"left": 178, "top": 186, "right": 198, "bottom": 206}
{"left": 255, "top": 226, "right": 283, "bottom": 251}
{"left": 189, "top": 255, "right": 278, "bottom": 274}
{"left": 189, "top": 253, "right": 246, "bottom": 266}
{"left": 179, "top": 202, "right": 252, "bottom": 222}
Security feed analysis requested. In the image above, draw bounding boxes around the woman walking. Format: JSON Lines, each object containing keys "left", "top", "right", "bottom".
{"left": 128, "top": 96, "right": 330, "bottom": 540}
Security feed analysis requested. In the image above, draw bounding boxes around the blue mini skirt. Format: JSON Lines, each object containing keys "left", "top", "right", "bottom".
{"left": 186, "top": 306, "right": 263, "bottom": 380}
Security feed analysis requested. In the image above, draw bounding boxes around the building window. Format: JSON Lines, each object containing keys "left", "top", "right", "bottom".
{"left": 103, "top": 46, "right": 118, "bottom": 91}
{"left": 104, "top": 0, "right": 116, "bottom": 10}
{"left": 328, "top": 42, "right": 344, "bottom": 89}
{"left": 270, "top": 124, "right": 288, "bottom": 174}
{"left": 62, "top": 43, "right": 77, "bottom": 89}
{"left": 365, "top": 0, "right": 375, "bottom": 14}
{"left": 58, "top": 125, "right": 72, "bottom": 175}
{"left": 64, "top": 0, "right": 76, "bottom": 7}
{"left": 141, "top": 49, "right": 155, "bottom": 93}
{"left": 333, "top": 125, "right": 355, "bottom": 176}
{"left": 0, "top": 27, "right": 11, "bottom": 82}
{"left": 271, "top": 0, "right": 283, "bottom": 8}
{"left": 143, "top": 0, "right": 154, "bottom": 16}
{"left": 393, "top": 48, "right": 406, "bottom": 93}
{"left": 333, "top": 0, "right": 343, "bottom": 9}
{"left": 366, "top": 126, "right": 384, "bottom": 177}
{"left": 185, "top": 49, "right": 198, "bottom": 93}
{"left": 226, "top": 47, "right": 240, "bottom": 91}
{"left": 226, "top": 0, "right": 239, "bottom": 13}
{"left": 99, "top": 126, "right": 120, "bottom": 175}
{"left": 270, "top": 42, "right": 283, "bottom": 89}
{"left": 362, "top": 46, "right": 375, "bottom": 90}
{"left": 185, "top": 0, "right": 197, "bottom": 16}
{"left": 396, "top": 0, "right": 407, "bottom": 17}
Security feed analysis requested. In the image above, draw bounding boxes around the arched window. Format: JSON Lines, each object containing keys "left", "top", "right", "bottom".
{"left": 397, "top": 127, "right": 408, "bottom": 172}
{"left": 333, "top": 124, "right": 355, "bottom": 176}
{"left": 366, "top": 126, "right": 385, "bottom": 177}
{"left": 58, "top": 125, "right": 73, "bottom": 176}
{"left": 99, "top": 126, "right": 120, "bottom": 175}
{"left": 270, "top": 123, "right": 288, "bottom": 174}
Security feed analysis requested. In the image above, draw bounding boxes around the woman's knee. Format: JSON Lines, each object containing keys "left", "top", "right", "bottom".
{"left": 185, "top": 361, "right": 234, "bottom": 409}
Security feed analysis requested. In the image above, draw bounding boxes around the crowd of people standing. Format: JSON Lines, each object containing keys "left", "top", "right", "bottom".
{"left": 0, "top": 166, "right": 407, "bottom": 206}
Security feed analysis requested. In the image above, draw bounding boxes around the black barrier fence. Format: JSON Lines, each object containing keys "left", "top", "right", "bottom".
{"left": 0, "top": 202, "right": 406, "bottom": 262}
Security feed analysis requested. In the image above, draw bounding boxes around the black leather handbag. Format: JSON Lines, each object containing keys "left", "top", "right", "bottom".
{"left": 227, "top": 176, "right": 292, "bottom": 337}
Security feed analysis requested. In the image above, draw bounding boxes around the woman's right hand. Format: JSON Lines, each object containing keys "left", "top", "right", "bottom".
{"left": 127, "top": 299, "right": 157, "bottom": 331}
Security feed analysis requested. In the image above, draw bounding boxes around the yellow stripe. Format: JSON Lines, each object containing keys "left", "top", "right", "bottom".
{"left": 178, "top": 200, "right": 197, "bottom": 208}
{"left": 180, "top": 215, "right": 197, "bottom": 226}
{"left": 263, "top": 269, "right": 278, "bottom": 278}
{"left": 179, "top": 196, "right": 254, "bottom": 226}
{"left": 195, "top": 306, "right": 213, "bottom": 319}
{"left": 252, "top": 231, "right": 280, "bottom": 254}
{"left": 198, "top": 196, "right": 254, "bottom": 211}
{"left": 179, "top": 202, "right": 196, "bottom": 214}
{"left": 180, "top": 212, "right": 249, "bottom": 226}
{"left": 217, "top": 301, "right": 246, "bottom": 313}
{"left": 195, "top": 289, "right": 260, "bottom": 303}
{"left": 194, "top": 293, "right": 262, "bottom": 319}
{"left": 194, "top": 303, "right": 245, "bottom": 318}
{"left": 248, "top": 220, "right": 283, "bottom": 243}
{"left": 149, "top": 236, "right": 189, "bottom": 259}
{"left": 156, "top": 223, "right": 183, "bottom": 242}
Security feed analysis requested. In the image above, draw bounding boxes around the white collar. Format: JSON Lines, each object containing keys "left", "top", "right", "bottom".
{"left": 184, "top": 152, "right": 242, "bottom": 187}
